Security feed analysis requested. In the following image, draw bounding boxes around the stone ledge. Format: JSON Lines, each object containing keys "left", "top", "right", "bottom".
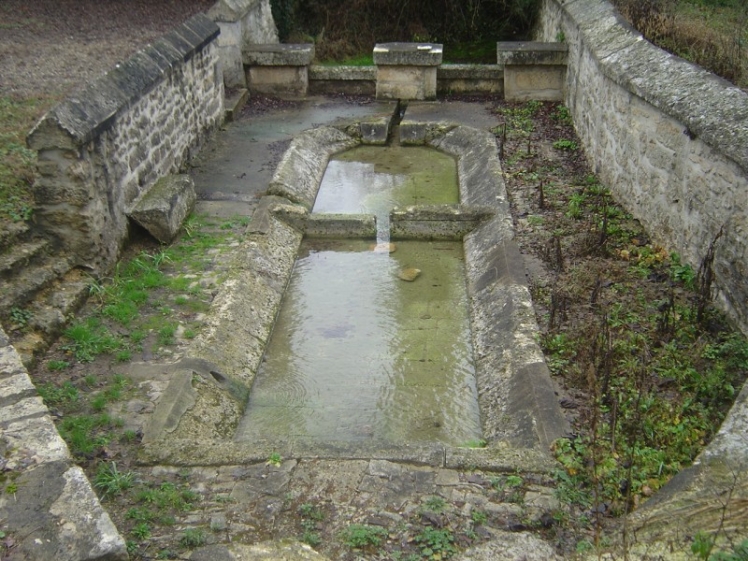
{"left": 244, "top": 43, "right": 314, "bottom": 66}
{"left": 437, "top": 64, "right": 502, "bottom": 80}
{"left": 308, "top": 65, "right": 376, "bottom": 81}
{"left": 497, "top": 41, "right": 568, "bottom": 66}
{"left": 373, "top": 43, "right": 443, "bottom": 66}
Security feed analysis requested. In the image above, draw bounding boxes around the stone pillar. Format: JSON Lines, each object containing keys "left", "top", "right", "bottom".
{"left": 497, "top": 42, "right": 568, "bottom": 101}
{"left": 373, "top": 43, "right": 443, "bottom": 101}
{"left": 207, "top": 0, "right": 279, "bottom": 89}
{"left": 244, "top": 44, "right": 314, "bottom": 98}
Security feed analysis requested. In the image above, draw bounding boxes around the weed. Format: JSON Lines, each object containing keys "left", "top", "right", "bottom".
{"left": 553, "top": 138, "right": 579, "bottom": 151}
{"left": 126, "top": 507, "right": 156, "bottom": 523}
{"left": 340, "top": 524, "right": 387, "bottom": 549}
{"left": 9, "top": 307, "right": 32, "bottom": 327}
{"left": 5, "top": 482, "right": 18, "bottom": 494}
{"left": 423, "top": 496, "right": 447, "bottom": 513}
{"left": 415, "top": 527, "right": 457, "bottom": 559}
{"left": 471, "top": 509, "right": 488, "bottom": 525}
{"left": 302, "top": 530, "right": 322, "bottom": 546}
{"left": 136, "top": 482, "right": 198, "bottom": 512}
{"left": 130, "top": 522, "right": 151, "bottom": 540}
{"left": 462, "top": 438, "right": 487, "bottom": 448}
{"left": 47, "top": 360, "right": 70, "bottom": 371}
{"left": 94, "top": 462, "right": 134, "bottom": 498}
{"left": 157, "top": 323, "right": 177, "bottom": 346}
{"left": 179, "top": 528, "right": 206, "bottom": 548}
{"left": 266, "top": 452, "right": 283, "bottom": 467}
{"left": 58, "top": 413, "right": 122, "bottom": 457}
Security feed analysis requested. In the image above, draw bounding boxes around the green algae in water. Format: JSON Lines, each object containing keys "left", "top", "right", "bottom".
{"left": 235, "top": 239, "right": 481, "bottom": 445}
{"left": 313, "top": 145, "right": 458, "bottom": 238}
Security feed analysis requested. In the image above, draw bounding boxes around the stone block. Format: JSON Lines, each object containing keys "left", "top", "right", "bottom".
{"left": 128, "top": 174, "right": 196, "bottom": 243}
{"left": 248, "top": 65, "right": 309, "bottom": 97}
{"left": 374, "top": 43, "right": 442, "bottom": 101}
{"left": 497, "top": 42, "right": 567, "bottom": 102}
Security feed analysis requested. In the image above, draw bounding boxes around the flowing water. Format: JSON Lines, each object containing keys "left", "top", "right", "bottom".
{"left": 235, "top": 145, "right": 482, "bottom": 445}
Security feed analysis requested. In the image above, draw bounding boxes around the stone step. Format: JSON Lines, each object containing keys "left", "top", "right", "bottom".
{"left": 0, "top": 257, "right": 74, "bottom": 317}
{"left": 12, "top": 267, "right": 91, "bottom": 366}
{"left": 0, "top": 238, "right": 51, "bottom": 277}
{"left": 224, "top": 87, "right": 248, "bottom": 122}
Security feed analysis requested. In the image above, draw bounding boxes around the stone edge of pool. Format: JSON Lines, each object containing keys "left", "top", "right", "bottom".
{"left": 137, "top": 117, "right": 569, "bottom": 472}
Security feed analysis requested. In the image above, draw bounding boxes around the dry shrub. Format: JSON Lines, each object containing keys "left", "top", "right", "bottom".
{"left": 613, "top": 0, "right": 746, "bottom": 87}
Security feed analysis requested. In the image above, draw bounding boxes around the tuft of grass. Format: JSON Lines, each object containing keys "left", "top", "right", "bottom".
{"left": 94, "top": 462, "right": 134, "bottom": 498}
{"left": 62, "top": 318, "right": 122, "bottom": 362}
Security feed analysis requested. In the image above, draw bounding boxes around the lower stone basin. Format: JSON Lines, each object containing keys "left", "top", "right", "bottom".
{"left": 140, "top": 117, "right": 568, "bottom": 471}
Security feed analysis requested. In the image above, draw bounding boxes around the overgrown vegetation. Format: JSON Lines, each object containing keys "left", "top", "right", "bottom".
{"left": 497, "top": 99, "right": 748, "bottom": 552}
{"left": 270, "top": 0, "right": 540, "bottom": 61}
{"left": 0, "top": 96, "right": 54, "bottom": 224}
{"left": 612, "top": 0, "right": 747, "bottom": 89}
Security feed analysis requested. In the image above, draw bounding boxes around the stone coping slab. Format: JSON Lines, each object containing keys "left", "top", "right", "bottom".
{"left": 497, "top": 41, "right": 568, "bottom": 66}
{"left": 244, "top": 43, "right": 314, "bottom": 66}
{"left": 373, "top": 43, "right": 443, "bottom": 66}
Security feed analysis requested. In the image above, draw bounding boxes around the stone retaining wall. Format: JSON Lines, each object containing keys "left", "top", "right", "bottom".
{"left": 27, "top": 14, "right": 224, "bottom": 276}
{"left": 0, "top": 326, "right": 127, "bottom": 560}
{"left": 536, "top": 0, "right": 748, "bottom": 335}
{"left": 535, "top": 0, "right": 748, "bottom": 551}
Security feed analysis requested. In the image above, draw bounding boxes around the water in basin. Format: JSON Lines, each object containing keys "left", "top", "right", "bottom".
{"left": 235, "top": 144, "right": 481, "bottom": 445}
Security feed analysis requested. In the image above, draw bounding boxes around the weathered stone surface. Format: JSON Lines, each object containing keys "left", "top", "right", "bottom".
{"left": 268, "top": 126, "right": 358, "bottom": 209}
{"left": 496, "top": 41, "right": 568, "bottom": 67}
{"left": 128, "top": 174, "right": 196, "bottom": 243}
{"left": 0, "top": 325, "right": 128, "bottom": 561}
{"left": 437, "top": 64, "right": 503, "bottom": 95}
{"left": 389, "top": 204, "right": 493, "bottom": 240}
{"left": 191, "top": 540, "right": 330, "bottom": 560}
{"left": 456, "top": 531, "right": 562, "bottom": 560}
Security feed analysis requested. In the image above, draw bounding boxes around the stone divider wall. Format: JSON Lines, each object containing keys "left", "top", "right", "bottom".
{"left": 27, "top": 14, "right": 224, "bottom": 277}
{"left": 536, "top": 0, "right": 748, "bottom": 335}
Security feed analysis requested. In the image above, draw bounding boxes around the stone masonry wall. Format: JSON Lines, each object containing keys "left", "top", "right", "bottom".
{"left": 27, "top": 14, "right": 224, "bottom": 276}
{"left": 536, "top": 0, "right": 748, "bottom": 335}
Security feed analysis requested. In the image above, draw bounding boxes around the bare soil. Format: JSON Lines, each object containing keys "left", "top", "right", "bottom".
{"left": 0, "top": 0, "right": 215, "bottom": 99}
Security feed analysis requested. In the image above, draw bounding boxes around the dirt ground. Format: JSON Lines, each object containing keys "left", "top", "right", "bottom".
{"left": 0, "top": 0, "right": 214, "bottom": 99}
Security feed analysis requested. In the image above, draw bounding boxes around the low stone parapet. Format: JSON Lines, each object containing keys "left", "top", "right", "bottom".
{"left": 244, "top": 43, "right": 314, "bottom": 97}
{"left": 497, "top": 41, "right": 568, "bottom": 101}
{"left": 373, "top": 43, "right": 443, "bottom": 100}
{"left": 27, "top": 14, "right": 223, "bottom": 276}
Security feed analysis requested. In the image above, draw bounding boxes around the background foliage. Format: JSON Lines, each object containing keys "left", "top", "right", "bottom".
{"left": 270, "top": 0, "right": 540, "bottom": 61}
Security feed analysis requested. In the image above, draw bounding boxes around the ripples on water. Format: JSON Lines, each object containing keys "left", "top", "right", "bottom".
{"left": 235, "top": 146, "right": 481, "bottom": 445}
